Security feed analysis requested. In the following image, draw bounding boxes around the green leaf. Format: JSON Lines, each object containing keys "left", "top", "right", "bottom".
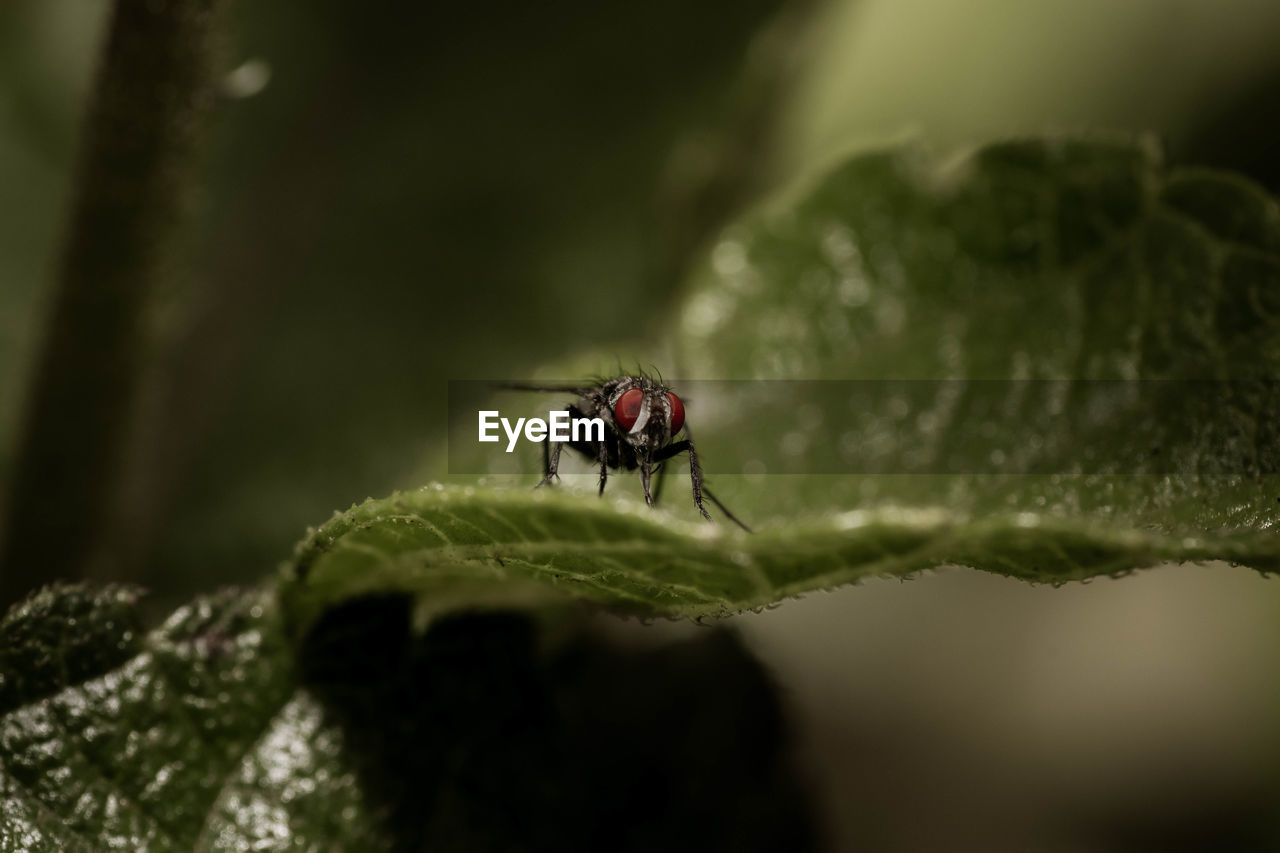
{"left": 672, "top": 139, "right": 1280, "bottom": 535}
{"left": 0, "top": 584, "right": 389, "bottom": 851}
{"left": 280, "top": 475, "right": 1277, "bottom": 643}
{"left": 1, "top": 584, "right": 813, "bottom": 850}
{"left": 422, "top": 138, "right": 1280, "bottom": 622}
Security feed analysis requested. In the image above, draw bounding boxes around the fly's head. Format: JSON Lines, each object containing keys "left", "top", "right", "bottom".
{"left": 603, "top": 376, "right": 685, "bottom": 463}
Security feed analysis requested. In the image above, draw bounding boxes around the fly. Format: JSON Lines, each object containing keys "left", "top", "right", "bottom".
{"left": 501, "top": 375, "right": 751, "bottom": 532}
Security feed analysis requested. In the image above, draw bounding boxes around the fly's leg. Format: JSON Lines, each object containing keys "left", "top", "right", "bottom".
{"left": 536, "top": 440, "right": 562, "bottom": 489}
{"left": 639, "top": 459, "right": 655, "bottom": 506}
{"left": 655, "top": 440, "right": 710, "bottom": 521}
{"left": 655, "top": 439, "right": 751, "bottom": 531}
{"left": 682, "top": 441, "right": 713, "bottom": 522}
{"left": 596, "top": 439, "right": 609, "bottom": 496}
{"left": 651, "top": 462, "right": 667, "bottom": 506}
{"left": 701, "top": 485, "right": 753, "bottom": 533}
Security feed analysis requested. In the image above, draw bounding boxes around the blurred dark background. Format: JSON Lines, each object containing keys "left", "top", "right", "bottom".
{"left": 3, "top": 1, "right": 1280, "bottom": 850}
{"left": 0, "top": 0, "right": 796, "bottom": 597}
{"left": 4, "top": 0, "right": 1280, "bottom": 598}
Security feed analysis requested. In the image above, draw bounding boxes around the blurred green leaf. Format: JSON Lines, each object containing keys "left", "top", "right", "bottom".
{"left": 1, "top": 581, "right": 813, "bottom": 850}
{"left": 280, "top": 478, "right": 1277, "bottom": 644}
{"left": 433, "top": 137, "right": 1280, "bottom": 600}
{"left": 670, "top": 138, "right": 1280, "bottom": 543}
{"left": 0, "top": 584, "right": 390, "bottom": 851}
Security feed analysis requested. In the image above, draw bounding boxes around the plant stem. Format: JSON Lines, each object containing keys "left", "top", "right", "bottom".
{"left": 0, "top": 0, "right": 226, "bottom": 607}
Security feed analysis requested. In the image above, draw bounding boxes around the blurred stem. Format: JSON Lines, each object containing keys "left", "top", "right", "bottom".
{"left": 0, "top": 0, "right": 227, "bottom": 607}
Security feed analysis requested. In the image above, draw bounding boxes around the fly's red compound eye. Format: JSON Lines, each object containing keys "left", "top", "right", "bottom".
{"left": 613, "top": 388, "right": 644, "bottom": 430}
{"left": 667, "top": 392, "right": 685, "bottom": 434}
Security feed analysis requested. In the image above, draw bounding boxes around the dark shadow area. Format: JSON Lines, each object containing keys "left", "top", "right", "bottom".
{"left": 1062, "top": 784, "right": 1280, "bottom": 852}
{"left": 299, "top": 596, "right": 820, "bottom": 851}
{"left": 1173, "top": 63, "right": 1280, "bottom": 194}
